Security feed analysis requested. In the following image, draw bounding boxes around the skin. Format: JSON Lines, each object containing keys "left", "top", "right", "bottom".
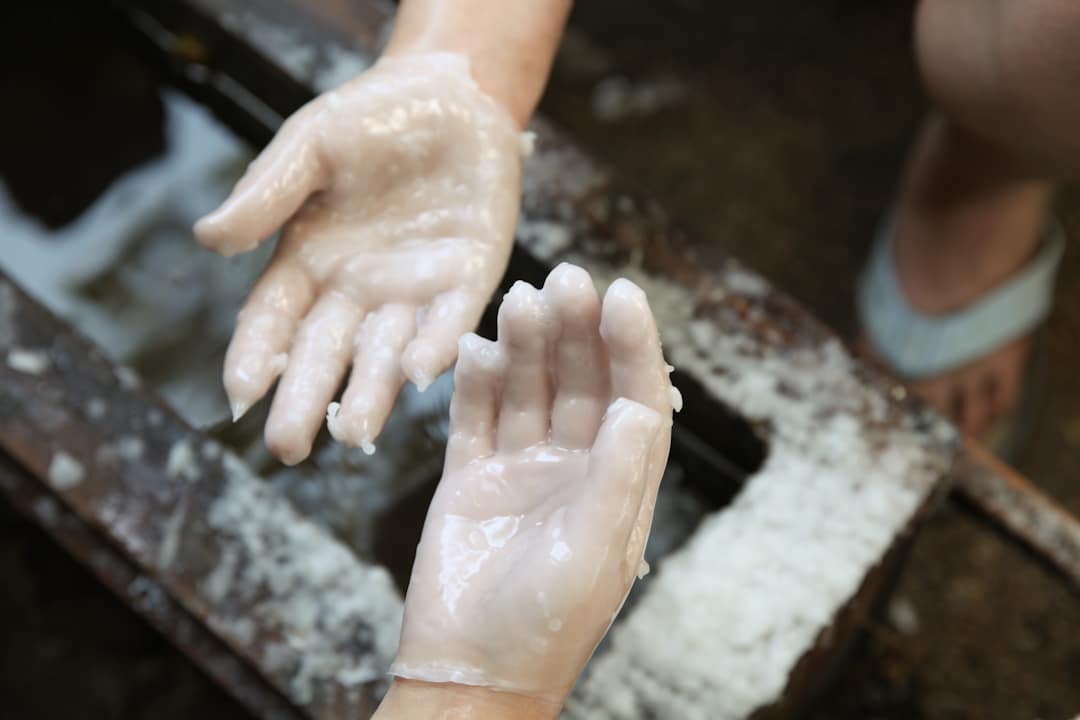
{"left": 372, "top": 679, "right": 560, "bottom": 720}
{"left": 196, "top": 54, "right": 525, "bottom": 464}
{"left": 394, "top": 265, "right": 672, "bottom": 699}
{"left": 384, "top": 0, "right": 573, "bottom": 128}
{"left": 876, "top": 0, "right": 1080, "bottom": 437}
{"left": 378, "top": 264, "right": 674, "bottom": 716}
{"left": 195, "top": 1, "right": 571, "bottom": 465}
{"left": 877, "top": 117, "right": 1051, "bottom": 436}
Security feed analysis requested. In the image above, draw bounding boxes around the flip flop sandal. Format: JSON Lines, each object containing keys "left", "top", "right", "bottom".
{"left": 858, "top": 215, "right": 1066, "bottom": 461}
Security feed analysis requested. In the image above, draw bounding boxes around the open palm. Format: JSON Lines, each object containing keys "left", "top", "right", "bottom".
{"left": 194, "top": 54, "right": 525, "bottom": 464}
{"left": 391, "top": 264, "right": 674, "bottom": 701}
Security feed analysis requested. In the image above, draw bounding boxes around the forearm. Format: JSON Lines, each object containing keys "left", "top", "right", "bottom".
{"left": 372, "top": 679, "right": 561, "bottom": 720}
{"left": 383, "top": 0, "right": 572, "bottom": 126}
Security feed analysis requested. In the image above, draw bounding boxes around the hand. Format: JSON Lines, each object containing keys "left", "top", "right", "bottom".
{"left": 390, "top": 263, "right": 675, "bottom": 703}
{"left": 373, "top": 679, "right": 560, "bottom": 720}
{"left": 194, "top": 53, "right": 526, "bottom": 465}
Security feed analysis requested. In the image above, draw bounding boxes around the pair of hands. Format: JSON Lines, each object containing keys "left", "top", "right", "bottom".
{"left": 198, "top": 53, "right": 675, "bottom": 713}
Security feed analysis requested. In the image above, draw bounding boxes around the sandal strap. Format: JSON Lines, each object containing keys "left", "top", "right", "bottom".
{"left": 858, "top": 216, "right": 1066, "bottom": 379}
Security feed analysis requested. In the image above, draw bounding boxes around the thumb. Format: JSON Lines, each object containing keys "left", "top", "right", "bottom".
{"left": 576, "top": 398, "right": 666, "bottom": 538}
{"left": 194, "top": 107, "right": 327, "bottom": 256}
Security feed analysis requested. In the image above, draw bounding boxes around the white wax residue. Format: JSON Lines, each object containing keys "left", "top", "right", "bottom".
{"left": 49, "top": 452, "right": 85, "bottom": 490}
{"left": 7, "top": 348, "right": 49, "bottom": 375}
{"left": 166, "top": 440, "right": 200, "bottom": 482}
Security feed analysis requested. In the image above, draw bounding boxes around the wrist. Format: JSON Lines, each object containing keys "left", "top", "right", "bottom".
{"left": 373, "top": 679, "right": 562, "bottom": 720}
{"left": 382, "top": 0, "right": 571, "bottom": 127}
{"left": 381, "top": 39, "right": 543, "bottom": 128}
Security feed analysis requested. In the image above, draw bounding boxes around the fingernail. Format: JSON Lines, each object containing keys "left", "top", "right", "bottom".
{"left": 193, "top": 214, "right": 219, "bottom": 242}
{"left": 412, "top": 370, "right": 433, "bottom": 392}
{"left": 280, "top": 449, "right": 307, "bottom": 466}
{"left": 230, "top": 399, "right": 250, "bottom": 422}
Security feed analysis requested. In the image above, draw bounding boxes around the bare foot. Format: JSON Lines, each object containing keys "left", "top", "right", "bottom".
{"left": 906, "top": 336, "right": 1031, "bottom": 439}
{"left": 865, "top": 117, "right": 1053, "bottom": 438}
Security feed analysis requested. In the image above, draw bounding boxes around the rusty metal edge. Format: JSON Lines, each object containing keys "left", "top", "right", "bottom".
{"left": 954, "top": 438, "right": 1080, "bottom": 592}
{"left": 748, "top": 470, "right": 953, "bottom": 720}
{"left": 0, "top": 453, "right": 304, "bottom": 720}
{"left": 0, "top": 271, "right": 402, "bottom": 720}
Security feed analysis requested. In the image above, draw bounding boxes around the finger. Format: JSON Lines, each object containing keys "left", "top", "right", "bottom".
{"left": 495, "top": 281, "right": 557, "bottom": 452}
{"left": 223, "top": 260, "right": 315, "bottom": 422}
{"left": 195, "top": 105, "right": 327, "bottom": 256}
{"left": 543, "top": 263, "right": 609, "bottom": 449}
{"left": 600, "top": 279, "right": 672, "bottom": 416}
{"left": 327, "top": 304, "right": 416, "bottom": 453}
{"left": 401, "top": 290, "right": 486, "bottom": 392}
{"left": 571, "top": 398, "right": 664, "bottom": 563}
{"left": 600, "top": 279, "right": 674, "bottom": 575}
{"left": 445, "top": 334, "right": 507, "bottom": 471}
{"left": 265, "top": 292, "right": 363, "bottom": 465}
